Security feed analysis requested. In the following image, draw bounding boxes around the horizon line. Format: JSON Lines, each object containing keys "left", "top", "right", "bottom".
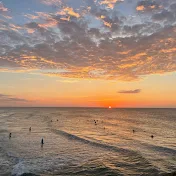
{"left": 0, "top": 106, "right": 175, "bottom": 109}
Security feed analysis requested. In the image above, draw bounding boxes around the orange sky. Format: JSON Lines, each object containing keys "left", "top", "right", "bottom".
{"left": 0, "top": 72, "right": 175, "bottom": 107}
{"left": 0, "top": 0, "right": 176, "bottom": 107}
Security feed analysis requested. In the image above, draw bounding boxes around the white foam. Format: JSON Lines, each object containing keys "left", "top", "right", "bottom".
{"left": 12, "top": 160, "right": 30, "bottom": 176}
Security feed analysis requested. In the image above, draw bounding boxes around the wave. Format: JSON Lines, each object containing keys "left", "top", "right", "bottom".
{"left": 66, "top": 166, "right": 124, "bottom": 176}
{"left": 131, "top": 139, "right": 176, "bottom": 156}
{"left": 148, "top": 145, "right": 176, "bottom": 155}
{"left": 13, "top": 170, "right": 176, "bottom": 176}
{"left": 51, "top": 129, "right": 158, "bottom": 170}
{"left": 26, "top": 113, "right": 35, "bottom": 119}
{"left": 160, "top": 171, "right": 176, "bottom": 176}
{"left": 51, "top": 128, "right": 135, "bottom": 154}
{"left": 0, "top": 129, "right": 8, "bottom": 133}
{"left": 0, "top": 113, "right": 16, "bottom": 118}
{"left": 20, "top": 174, "right": 40, "bottom": 176}
{"left": 12, "top": 173, "right": 39, "bottom": 176}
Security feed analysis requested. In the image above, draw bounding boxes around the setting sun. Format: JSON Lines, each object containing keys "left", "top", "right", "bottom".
{"left": 0, "top": 0, "right": 175, "bottom": 175}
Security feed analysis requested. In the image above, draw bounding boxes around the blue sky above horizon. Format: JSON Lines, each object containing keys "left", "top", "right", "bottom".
{"left": 0, "top": 0, "right": 176, "bottom": 107}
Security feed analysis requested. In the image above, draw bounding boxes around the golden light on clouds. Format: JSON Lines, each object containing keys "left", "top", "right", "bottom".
{"left": 63, "top": 7, "right": 80, "bottom": 18}
{"left": 136, "top": 5, "right": 145, "bottom": 11}
{"left": 0, "top": 0, "right": 176, "bottom": 107}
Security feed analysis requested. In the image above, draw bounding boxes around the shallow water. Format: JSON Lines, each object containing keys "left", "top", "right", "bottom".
{"left": 0, "top": 108, "right": 175, "bottom": 176}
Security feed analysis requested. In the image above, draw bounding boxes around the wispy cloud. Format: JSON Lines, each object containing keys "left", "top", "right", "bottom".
{"left": 0, "top": 94, "right": 30, "bottom": 102}
{"left": 56, "top": 79, "right": 79, "bottom": 83}
{"left": 118, "top": 89, "right": 141, "bottom": 94}
{"left": 0, "top": 2, "right": 8, "bottom": 12}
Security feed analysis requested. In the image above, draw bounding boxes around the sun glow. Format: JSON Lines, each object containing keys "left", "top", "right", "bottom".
{"left": 108, "top": 106, "right": 112, "bottom": 109}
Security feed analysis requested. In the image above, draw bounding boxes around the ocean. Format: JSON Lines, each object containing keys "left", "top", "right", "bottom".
{"left": 0, "top": 108, "right": 175, "bottom": 176}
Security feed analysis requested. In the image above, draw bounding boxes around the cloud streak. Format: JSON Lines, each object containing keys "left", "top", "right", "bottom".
{"left": 118, "top": 89, "right": 141, "bottom": 94}
{"left": 0, "top": 94, "right": 30, "bottom": 102}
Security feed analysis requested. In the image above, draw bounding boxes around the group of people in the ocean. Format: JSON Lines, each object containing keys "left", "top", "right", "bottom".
{"left": 8, "top": 118, "right": 154, "bottom": 147}
{"left": 9, "top": 126, "right": 45, "bottom": 146}
{"left": 93, "top": 119, "right": 154, "bottom": 138}
{"left": 8, "top": 118, "right": 60, "bottom": 145}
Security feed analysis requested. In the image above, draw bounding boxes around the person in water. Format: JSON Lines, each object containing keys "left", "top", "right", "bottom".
{"left": 9, "top": 133, "right": 11, "bottom": 138}
{"left": 41, "top": 138, "right": 44, "bottom": 145}
{"left": 29, "top": 127, "right": 31, "bottom": 131}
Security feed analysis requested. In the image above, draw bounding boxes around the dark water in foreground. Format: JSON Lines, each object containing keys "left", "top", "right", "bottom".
{"left": 0, "top": 108, "right": 175, "bottom": 176}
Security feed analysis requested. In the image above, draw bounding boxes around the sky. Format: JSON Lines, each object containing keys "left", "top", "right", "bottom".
{"left": 0, "top": 0, "right": 176, "bottom": 107}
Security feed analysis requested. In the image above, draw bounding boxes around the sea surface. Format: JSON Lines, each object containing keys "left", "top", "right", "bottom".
{"left": 0, "top": 108, "right": 175, "bottom": 176}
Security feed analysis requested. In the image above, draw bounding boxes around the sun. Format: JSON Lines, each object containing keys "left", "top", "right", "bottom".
{"left": 108, "top": 106, "right": 112, "bottom": 109}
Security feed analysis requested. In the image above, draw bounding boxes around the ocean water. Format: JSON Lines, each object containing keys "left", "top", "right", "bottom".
{"left": 0, "top": 108, "right": 175, "bottom": 176}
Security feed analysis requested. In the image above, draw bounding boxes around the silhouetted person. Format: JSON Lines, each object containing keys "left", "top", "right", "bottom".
{"left": 133, "top": 130, "right": 135, "bottom": 133}
{"left": 29, "top": 127, "right": 31, "bottom": 131}
{"left": 51, "top": 120, "right": 52, "bottom": 122}
{"left": 151, "top": 135, "right": 154, "bottom": 138}
{"left": 41, "top": 138, "right": 44, "bottom": 146}
{"left": 57, "top": 119, "right": 58, "bottom": 121}
{"left": 9, "top": 133, "right": 11, "bottom": 138}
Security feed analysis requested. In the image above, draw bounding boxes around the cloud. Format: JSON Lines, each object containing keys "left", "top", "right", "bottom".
{"left": 63, "top": 7, "right": 80, "bottom": 18}
{"left": 57, "top": 79, "right": 79, "bottom": 83}
{"left": 0, "top": 94, "right": 30, "bottom": 102}
{"left": 0, "top": 2, "right": 8, "bottom": 12}
{"left": 152, "top": 10, "right": 174, "bottom": 21}
{"left": 40, "top": 0, "right": 62, "bottom": 6}
{"left": 136, "top": 0, "right": 161, "bottom": 12}
{"left": 118, "top": 89, "right": 141, "bottom": 94}
{"left": 99, "top": 0, "right": 123, "bottom": 9}
{"left": 136, "top": 5, "right": 145, "bottom": 11}
{"left": 0, "top": 0, "right": 176, "bottom": 81}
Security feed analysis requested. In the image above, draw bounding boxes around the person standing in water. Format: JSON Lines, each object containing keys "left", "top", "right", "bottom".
{"left": 29, "top": 127, "right": 31, "bottom": 131}
{"left": 9, "top": 133, "right": 11, "bottom": 138}
{"left": 41, "top": 138, "right": 44, "bottom": 147}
